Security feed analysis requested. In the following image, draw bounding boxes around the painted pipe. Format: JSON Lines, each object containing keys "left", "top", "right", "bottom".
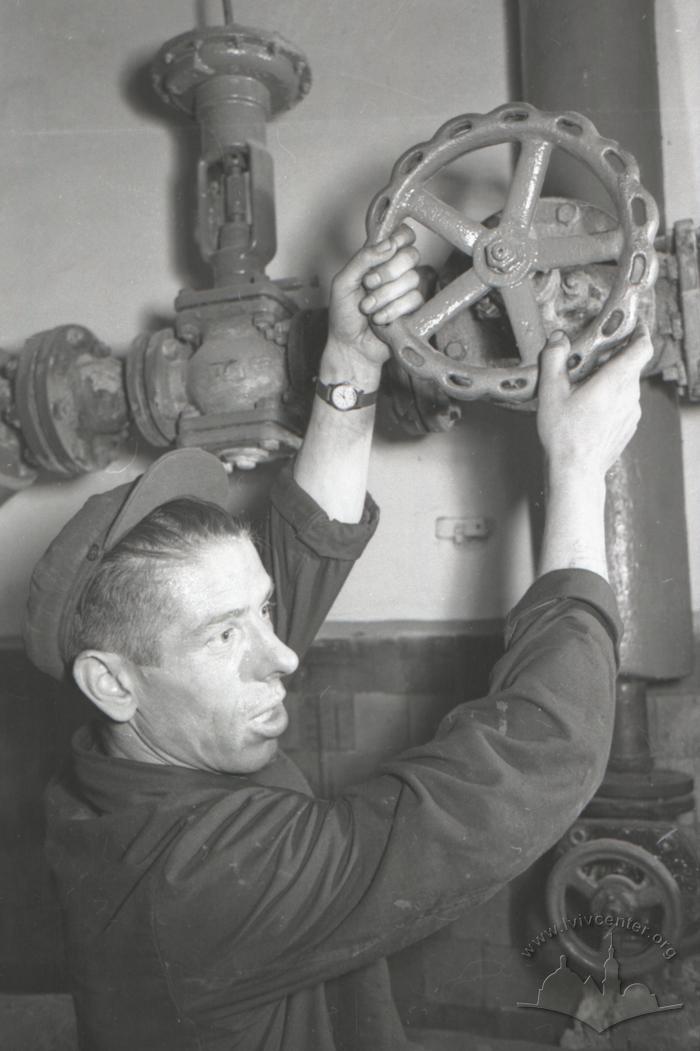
{"left": 518, "top": 0, "right": 694, "bottom": 681}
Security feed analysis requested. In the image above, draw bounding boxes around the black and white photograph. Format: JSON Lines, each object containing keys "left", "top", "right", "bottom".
{"left": 0, "top": 2, "right": 698, "bottom": 1049}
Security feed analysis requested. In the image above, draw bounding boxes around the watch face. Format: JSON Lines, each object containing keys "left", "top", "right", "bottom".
{"left": 330, "top": 383, "right": 359, "bottom": 410}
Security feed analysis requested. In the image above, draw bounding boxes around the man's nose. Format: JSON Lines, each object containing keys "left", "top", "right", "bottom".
{"left": 254, "top": 623, "right": 299, "bottom": 679}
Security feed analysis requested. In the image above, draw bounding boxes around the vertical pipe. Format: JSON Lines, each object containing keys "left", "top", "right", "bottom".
{"left": 518, "top": 0, "right": 694, "bottom": 682}
{"left": 608, "top": 679, "right": 654, "bottom": 773}
{"left": 518, "top": 0, "right": 664, "bottom": 223}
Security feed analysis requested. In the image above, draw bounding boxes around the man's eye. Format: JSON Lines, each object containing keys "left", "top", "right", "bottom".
{"left": 220, "top": 627, "right": 235, "bottom": 642}
{"left": 262, "top": 600, "right": 275, "bottom": 621}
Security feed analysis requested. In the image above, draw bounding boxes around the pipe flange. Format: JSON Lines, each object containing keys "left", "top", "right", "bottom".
{"left": 125, "top": 330, "right": 192, "bottom": 449}
{"left": 151, "top": 24, "right": 311, "bottom": 118}
{"left": 585, "top": 768, "right": 695, "bottom": 820}
{"left": 14, "top": 326, "right": 128, "bottom": 476}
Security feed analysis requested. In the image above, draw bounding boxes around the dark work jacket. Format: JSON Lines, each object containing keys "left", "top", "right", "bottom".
{"left": 45, "top": 469, "right": 622, "bottom": 1051}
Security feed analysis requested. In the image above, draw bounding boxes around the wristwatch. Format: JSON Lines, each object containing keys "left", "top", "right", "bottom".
{"left": 315, "top": 378, "right": 379, "bottom": 411}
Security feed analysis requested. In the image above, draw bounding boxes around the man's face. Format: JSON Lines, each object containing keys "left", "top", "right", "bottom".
{"left": 126, "top": 536, "right": 299, "bottom": 774}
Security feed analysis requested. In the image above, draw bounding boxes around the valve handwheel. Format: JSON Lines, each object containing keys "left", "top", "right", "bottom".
{"left": 546, "top": 838, "right": 683, "bottom": 976}
{"left": 366, "top": 103, "right": 658, "bottom": 405}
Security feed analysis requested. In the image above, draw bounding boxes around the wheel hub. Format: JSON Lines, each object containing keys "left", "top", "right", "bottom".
{"left": 477, "top": 230, "right": 534, "bottom": 285}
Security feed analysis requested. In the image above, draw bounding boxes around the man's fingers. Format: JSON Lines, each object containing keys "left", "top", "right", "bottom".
{"left": 386, "top": 223, "right": 416, "bottom": 251}
{"left": 540, "top": 321, "right": 652, "bottom": 402}
{"left": 536, "top": 321, "right": 651, "bottom": 477}
{"left": 537, "top": 331, "right": 572, "bottom": 397}
{"left": 360, "top": 267, "right": 421, "bottom": 315}
{"left": 336, "top": 224, "right": 417, "bottom": 292}
{"left": 363, "top": 244, "right": 420, "bottom": 290}
{"left": 362, "top": 225, "right": 416, "bottom": 288}
{"left": 370, "top": 288, "right": 424, "bottom": 326}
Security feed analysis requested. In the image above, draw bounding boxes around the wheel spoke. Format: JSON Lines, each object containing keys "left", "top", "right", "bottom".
{"left": 635, "top": 877, "right": 664, "bottom": 909}
{"left": 501, "top": 138, "right": 553, "bottom": 230}
{"left": 501, "top": 279, "right": 548, "bottom": 364}
{"left": 535, "top": 228, "right": 624, "bottom": 270}
{"left": 408, "top": 187, "right": 485, "bottom": 254}
{"left": 570, "top": 866, "right": 600, "bottom": 899}
{"left": 407, "top": 268, "right": 489, "bottom": 339}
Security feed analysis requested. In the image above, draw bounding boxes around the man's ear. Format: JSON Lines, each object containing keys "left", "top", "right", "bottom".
{"left": 72, "top": 651, "right": 139, "bottom": 722}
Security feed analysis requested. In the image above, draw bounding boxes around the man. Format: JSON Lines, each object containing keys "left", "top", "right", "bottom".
{"left": 25, "top": 224, "right": 651, "bottom": 1051}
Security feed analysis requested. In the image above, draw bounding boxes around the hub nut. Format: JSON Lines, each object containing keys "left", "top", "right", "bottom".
{"left": 485, "top": 238, "right": 519, "bottom": 273}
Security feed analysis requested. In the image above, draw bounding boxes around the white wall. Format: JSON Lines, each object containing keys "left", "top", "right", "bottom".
{"left": 0, "top": 0, "right": 698, "bottom": 638}
{"left": 0, "top": 0, "right": 536, "bottom": 637}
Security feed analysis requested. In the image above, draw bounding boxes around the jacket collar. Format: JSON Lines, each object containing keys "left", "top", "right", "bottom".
{"left": 68, "top": 721, "right": 311, "bottom": 813}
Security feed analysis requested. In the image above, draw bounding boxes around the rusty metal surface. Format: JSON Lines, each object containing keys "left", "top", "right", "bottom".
{"left": 177, "top": 413, "right": 301, "bottom": 471}
{"left": 429, "top": 199, "right": 658, "bottom": 415}
{"left": 125, "top": 288, "right": 311, "bottom": 469}
{"left": 604, "top": 379, "right": 693, "bottom": 678}
{"left": 366, "top": 102, "right": 658, "bottom": 406}
{"left": 0, "top": 354, "right": 37, "bottom": 502}
{"left": 380, "top": 358, "right": 460, "bottom": 435}
{"left": 139, "top": 13, "right": 317, "bottom": 470}
{"left": 187, "top": 319, "right": 288, "bottom": 416}
{"left": 674, "top": 218, "right": 700, "bottom": 400}
{"left": 194, "top": 110, "right": 278, "bottom": 283}
{"left": 368, "top": 213, "right": 687, "bottom": 436}
{"left": 153, "top": 19, "right": 308, "bottom": 290}
{"left": 12, "top": 326, "right": 128, "bottom": 477}
{"left": 125, "top": 329, "right": 191, "bottom": 448}
{"left": 0, "top": 356, "right": 35, "bottom": 479}
{"left": 151, "top": 23, "right": 310, "bottom": 119}
{"left": 651, "top": 242, "right": 689, "bottom": 388}
{"left": 589, "top": 770, "right": 695, "bottom": 820}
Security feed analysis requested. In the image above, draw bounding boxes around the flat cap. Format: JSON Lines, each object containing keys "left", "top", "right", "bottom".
{"left": 24, "top": 449, "right": 230, "bottom": 680}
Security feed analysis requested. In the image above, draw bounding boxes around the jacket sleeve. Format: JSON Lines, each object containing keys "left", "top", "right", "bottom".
{"left": 258, "top": 464, "right": 379, "bottom": 660}
{"left": 155, "top": 570, "right": 621, "bottom": 1010}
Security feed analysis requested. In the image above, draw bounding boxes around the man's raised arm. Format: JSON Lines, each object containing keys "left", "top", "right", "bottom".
{"left": 262, "top": 226, "right": 422, "bottom": 652}
{"left": 293, "top": 224, "right": 422, "bottom": 522}
{"left": 536, "top": 323, "right": 653, "bottom": 580}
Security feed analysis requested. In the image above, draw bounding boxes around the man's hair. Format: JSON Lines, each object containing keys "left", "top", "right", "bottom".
{"left": 67, "top": 498, "right": 249, "bottom": 667}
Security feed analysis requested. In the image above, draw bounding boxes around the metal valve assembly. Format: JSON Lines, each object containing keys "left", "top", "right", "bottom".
{"left": 1, "top": 10, "right": 700, "bottom": 495}
{"left": 0, "top": 3, "right": 320, "bottom": 497}
{"left": 0, "top": 0, "right": 698, "bottom": 996}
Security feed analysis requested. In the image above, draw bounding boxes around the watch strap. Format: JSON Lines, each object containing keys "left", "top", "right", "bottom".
{"left": 315, "top": 378, "right": 379, "bottom": 411}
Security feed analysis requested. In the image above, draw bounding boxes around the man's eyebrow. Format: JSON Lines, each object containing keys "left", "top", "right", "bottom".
{"left": 197, "top": 581, "right": 275, "bottom": 633}
{"left": 199, "top": 609, "right": 246, "bottom": 631}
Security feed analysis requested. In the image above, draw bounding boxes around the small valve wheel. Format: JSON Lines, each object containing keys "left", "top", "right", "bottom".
{"left": 546, "top": 837, "right": 683, "bottom": 976}
{"left": 366, "top": 103, "right": 659, "bottom": 405}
